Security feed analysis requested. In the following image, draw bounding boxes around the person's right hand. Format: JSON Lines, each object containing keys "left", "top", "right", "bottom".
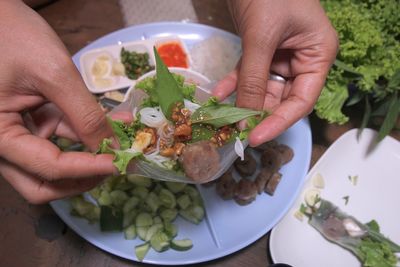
{"left": 0, "top": 0, "right": 116, "bottom": 203}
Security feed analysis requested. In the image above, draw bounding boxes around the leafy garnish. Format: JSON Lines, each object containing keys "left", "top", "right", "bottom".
{"left": 377, "top": 92, "right": 400, "bottom": 142}
{"left": 153, "top": 47, "right": 183, "bottom": 119}
{"left": 191, "top": 104, "right": 264, "bottom": 128}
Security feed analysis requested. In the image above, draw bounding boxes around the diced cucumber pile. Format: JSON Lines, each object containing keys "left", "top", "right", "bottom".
{"left": 69, "top": 174, "right": 205, "bottom": 261}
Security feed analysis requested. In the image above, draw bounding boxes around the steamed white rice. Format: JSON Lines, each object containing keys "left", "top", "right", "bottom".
{"left": 190, "top": 35, "right": 241, "bottom": 82}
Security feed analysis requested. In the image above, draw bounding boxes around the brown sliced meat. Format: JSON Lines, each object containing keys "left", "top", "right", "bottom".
{"left": 234, "top": 150, "right": 257, "bottom": 177}
{"left": 234, "top": 179, "right": 258, "bottom": 205}
{"left": 260, "top": 147, "right": 283, "bottom": 173}
{"left": 276, "top": 144, "right": 294, "bottom": 165}
{"left": 216, "top": 171, "right": 237, "bottom": 200}
{"left": 179, "top": 141, "right": 220, "bottom": 182}
{"left": 264, "top": 172, "right": 282, "bottom": 195}
{"left": 254, "top": 167, "right": 273, "bottom": 194}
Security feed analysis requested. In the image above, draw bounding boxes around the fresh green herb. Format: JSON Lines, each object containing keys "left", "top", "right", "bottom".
{"left": 121, "top": 48, "right": 154, "bottom": 80}
{"left": 299, "top": 203, "right": 307, "bottom": 214}
{"left": 315, "top": 0, "right": 400, "bottom": 141}
{"left": 191, "top": 104, "right": 264, "bottom": 128}
{"left": 190, "top": 124, "right": 216, "bottom": 143}
{"left": 342, "top": 195, "right": 349, "bottom": 205}
{"left": 377, "top": 92, "right": 400, "bottom": 142}
{"left": 153, "top": 47, "right": 184, "bottom": 119}
{"left": 98, "top": 119, "right": 144, "bottom": 174}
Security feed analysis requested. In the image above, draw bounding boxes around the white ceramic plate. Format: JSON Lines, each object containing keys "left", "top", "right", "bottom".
{"left": 50, "top": 22, "right": 312, "bottom": 265}
{"left": 270, "top": 128, "right": 400, "bottom": 267}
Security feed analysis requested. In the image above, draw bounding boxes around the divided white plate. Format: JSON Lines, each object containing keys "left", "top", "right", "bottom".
{"left": 270, "top": 128, "right": 400, "bottom": 267}
{"left": 80, "top": 35, "right": 191, "bottom": 93}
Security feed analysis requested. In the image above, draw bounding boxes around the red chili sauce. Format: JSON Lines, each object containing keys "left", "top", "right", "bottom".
{"left": 157, "top": 42, "right": 189, "bottom": 68}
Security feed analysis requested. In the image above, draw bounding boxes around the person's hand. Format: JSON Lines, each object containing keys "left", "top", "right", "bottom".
{"left": 213, "top": 0, "right": 338, "bottom": 146}
{"left": 0, "top": 1, "right": 116, "bottom": 203}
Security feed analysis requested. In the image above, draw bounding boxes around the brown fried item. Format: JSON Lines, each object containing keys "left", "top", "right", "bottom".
{"left": 276, "top": 144, "right": 294, "bottom": 165}
{"left": 264, "top": 172, "right": 282, "bottom": 196}
{"left": 260, "top": 147, "right": 283, "bottom": 173}
{"left": 234, "top": 179, "right": 258, "bottom": 205}
{"left": 215, "top": 171, "right": 236, "bottom": 199}
{"left": 254, "top": 167, "right": 273, "bottom": 194}
{"left": 253, "top": 140, "right": 278, "bottom": 152}
{"left": 234, "top": 150, "right": 257, "bottom": 177}
{"left": 179, "top": 141, "right": 220, "bottom": 182}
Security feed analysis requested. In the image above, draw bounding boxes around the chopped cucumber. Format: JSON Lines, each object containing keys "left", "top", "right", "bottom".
{"left": 98, "top": 191, "right": 112, "bottom": 206}
{"left": 159, "top": 189, "right": 176, "bottom": 209}
{"left": 100, "top": 206, "right": 123, "bottom": 232}
{"left": 165, "top": 181, "right": 186, "bottom": 193}
{"left": 70, "top": 196, "right": 100, "bottom": 223}
{"left": 170, "top": 239, "right": 193, "bottom": 251}
{"left": 135, "top": 242, "right": 150, "bottom": 261}
{"left": 124, "top": 224, "right": 137, "bottom": 240}
{"left": 131, "top": 186, "right": 149, "bottom": 200}
{"left": 164, "top": 222, "right": 178, "bottom": 239}
{"left": 136, "top": 212, "right": 153, "bottom": 227}
{"left": 145, "top": 224, "right": 164, "bottom": 241}
{"left": 184, "top": 186, "right": 203, "bottom": 205}
{"left": 123, "top": 209, "right": 138, "bottom": 228}
{"left": 127, "top": 175, "right": 153, "bottom": 188}
{"left": 110, "top": 190, "right": 129, "bottom": 207}
{"left": 160, "top": 208, "right": 178, "bottom": 222}
{"left": 179, "top": 205, "right": 205, "bottom": 225}
{"left": 123, "top": 196, "right": 140, "bottom": 214}
{"left": 150, "top": 231, "right": 170, "bottom": 252}
{"left": 153, "top": 216, "right": 162, "bottom": 224}
{"left": 137, "top": 226, "right": 149, "bottom": 241}
{"left": 176, "top": 194, "right": 191, "bottom": 210}
{"left": 145, "top": 192, "right": 160, "bottom": 213}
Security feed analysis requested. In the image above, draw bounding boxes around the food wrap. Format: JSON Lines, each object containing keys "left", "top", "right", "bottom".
{"left": 109, "top": 82, "right": 247, "bottom": 184}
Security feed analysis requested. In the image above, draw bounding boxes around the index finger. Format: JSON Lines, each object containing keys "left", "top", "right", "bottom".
{"left": 248, "top": 73, "right": 325, "bottom": 146}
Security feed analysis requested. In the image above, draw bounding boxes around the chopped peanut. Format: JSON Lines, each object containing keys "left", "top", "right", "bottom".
{"left": 173, "top": 142, "right": 186, "bottom": 156}
{"left": 160, "top": 147, "right": 175, "bottom": 157}
{"left": 174, "top": 124, "right": 192, "bottom": 138}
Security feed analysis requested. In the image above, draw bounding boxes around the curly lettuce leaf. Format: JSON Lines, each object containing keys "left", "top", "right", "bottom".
{"left": 315, "top": 82, "right": 349, "bottom": 125}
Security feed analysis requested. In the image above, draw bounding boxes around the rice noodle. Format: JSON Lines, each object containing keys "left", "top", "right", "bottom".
{"left": 234, "top": 137, "right": 244, "bottom": 161}
{"left": 139, "top": 107, "right": 167, "bottom": 128}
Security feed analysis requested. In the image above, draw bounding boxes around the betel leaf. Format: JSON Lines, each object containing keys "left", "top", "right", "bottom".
{"left": 153, "top": 47, "right": 183, "bottom": 119}
{"left": 357, "top": 96, "right": 371, "bottom": 140}
{"left": 191, "top": 104, "right": 264, "bottom": 128}
{"left": 377, "top": 92, "right": 400, "bottom": 142}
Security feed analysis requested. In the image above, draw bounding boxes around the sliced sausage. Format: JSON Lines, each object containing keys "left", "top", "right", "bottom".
{"left": 234, "top": 150, "right": 257, "bottom": 177}
{"left": 234, "top": 179, "right": 258, "bottom": 205}
{"left": 276, "top": 144, "right": 294, "bottom": 165}
{"left": 260, "top": 147, "right": 283, "bottom": 172}
{"left": 216, "top": 171, "right": 237, "bottom": 200}
{"left": 179, "top": 141, "right": 220, "bottom": 182}
{"left": 264, "top": 172, "right": 282, "bottom": 195}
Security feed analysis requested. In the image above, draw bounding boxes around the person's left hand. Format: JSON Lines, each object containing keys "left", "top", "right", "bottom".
{"left": 213, "top": 0, "right": 338, "bottom": 147}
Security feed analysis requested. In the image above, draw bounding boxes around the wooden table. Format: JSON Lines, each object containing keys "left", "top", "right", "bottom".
{"left": 0, "top": 1, "right": 388, "bottom": 266}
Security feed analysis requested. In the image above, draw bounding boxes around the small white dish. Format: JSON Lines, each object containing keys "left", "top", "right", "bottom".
{"left": 270, "top": 128, "right": 400, "bottom": 267}
{"left": 79, "top": 36, "right": 191, "bottom": 94}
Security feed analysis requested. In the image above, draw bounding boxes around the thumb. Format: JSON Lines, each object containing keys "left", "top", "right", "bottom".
{"left": 39, "top": 60, "right": 113, "bottom": 151}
